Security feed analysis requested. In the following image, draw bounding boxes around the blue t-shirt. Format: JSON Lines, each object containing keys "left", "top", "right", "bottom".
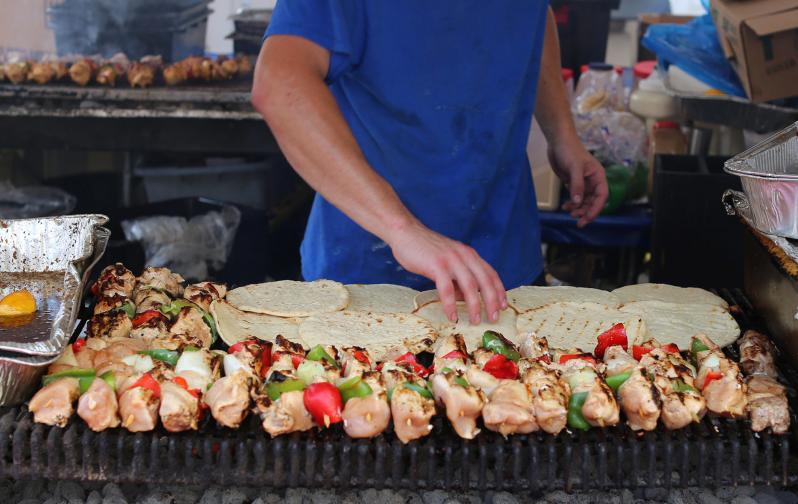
{"left": 266, "top": 1, "right": 548, "bottom": 290}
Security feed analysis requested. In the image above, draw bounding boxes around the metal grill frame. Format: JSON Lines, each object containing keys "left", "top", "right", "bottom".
{"left": 0, "top": 288, "right": 795, "bottom": 492}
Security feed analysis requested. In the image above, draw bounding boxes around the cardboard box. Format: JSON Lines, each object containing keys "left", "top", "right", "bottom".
{"left": 710, "top": 0, "right": 798, "bottom": 103}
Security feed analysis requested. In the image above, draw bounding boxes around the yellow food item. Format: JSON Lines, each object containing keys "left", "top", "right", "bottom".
{"left": 0, "top": 290, "right": 37, "bottom": 317}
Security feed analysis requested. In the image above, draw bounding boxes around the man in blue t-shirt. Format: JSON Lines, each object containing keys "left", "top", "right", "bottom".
{"left": 251, "top": 1, "right": 607, "bottom": 326}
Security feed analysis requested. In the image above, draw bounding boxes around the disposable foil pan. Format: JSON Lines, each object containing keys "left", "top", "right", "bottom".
{"left": 724, "top": 121, "right": 798, "bottom": 238}
{"left": 0, "top": 215, "right": 109, "bottom": 356}
{"left": 0, "top": 218, "right": 109, "bottom": 405}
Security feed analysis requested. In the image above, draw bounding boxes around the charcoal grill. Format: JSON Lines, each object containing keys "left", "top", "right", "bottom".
{"left": 1, "top": 289, "right": 796, "bottom": 493}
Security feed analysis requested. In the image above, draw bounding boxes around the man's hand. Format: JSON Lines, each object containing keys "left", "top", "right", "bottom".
{"left": 386, "top": 221, "right": 507, "bottom": 325}
{"left": 548, "top": 136, "right": 608, "bottom": 227}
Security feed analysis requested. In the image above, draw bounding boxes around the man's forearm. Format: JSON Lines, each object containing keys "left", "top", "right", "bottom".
{"left": 534, "top": 8, "right": 578, "bottom": 143}
{"left": 252, "top": 35, "right": 417, "bottom": 243}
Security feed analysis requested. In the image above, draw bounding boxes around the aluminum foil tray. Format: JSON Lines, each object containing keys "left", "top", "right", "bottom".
{"left": 0, "top": 215, "right": 109, "bottom": 356}
{"left": 724, "top": 122, "right": 798, "bottom": 238}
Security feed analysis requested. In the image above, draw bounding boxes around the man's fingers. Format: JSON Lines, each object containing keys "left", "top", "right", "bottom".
{"left": 434, "top": 275, "right": 458, "bottom": 323}
{"left": 472, "top": 254, "right": 506, "bottom": 318}
{"left": 568, "top": 162, "right": 585, "bottom": 206}
{"left": 452, "top": 263, "right": 482, "bottom": 325}
{"left": 578, "top": 163, "right": 609, "bottom": 227}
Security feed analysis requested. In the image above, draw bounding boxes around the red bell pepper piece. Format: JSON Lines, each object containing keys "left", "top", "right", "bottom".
{"left": 303, "top": 382, "right": 343, "bottom": 427}
{"left": 131, "top": 310, "right": 166, "bottom": 328}
{"left": 662, "top": 343, "right": 680, "bottom": 354}
{"left": 352, "top": 350, "right": 370, "bottom": 365}
{"left": 558, "top": 354, "right": 597, "bottom": 365}
{"left": 129, "top": 373, "right": 161, "bottom": 399}
{"left": 172, "top": 376, "right": 188, "bottom": 389}
{"left": 533, "top": 354, "right": 551, "bottom": 365}
{"left": 72, "top": 338, "right": 86, "bottom": 353}
{"left": 702, "top": 371, "right": 723, "bottom": 390}
{"left": 632, "top": 345, "right": 654, "bottom": 361}
{"left": 272, "top": 351, "right": 304, "bottom": 370}
{"left": 442, "top": 350, "right": 468, "bottom": 360}
{"left": 395, "top": 352, "right": 430, "bottom": 377}
{"left": 594, "top": 323, "right": 628, "bottom": 359}
{"left": 260, "top": 342, "right": 273, "bottom": 375}
{"left": 228, "top": 339, "right": 258, "bottom": 354}
{"left": 483, "top": 354, "right": 519, "bottom": 379}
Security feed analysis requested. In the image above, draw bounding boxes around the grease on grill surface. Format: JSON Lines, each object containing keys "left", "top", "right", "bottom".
{"left": 0, "top": 272, "right": 63, "bottom": 345}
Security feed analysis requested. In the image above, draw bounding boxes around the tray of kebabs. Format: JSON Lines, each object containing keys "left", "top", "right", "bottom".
{"left": 25, "top": 266, "right": 792, "bottom": 439}
{"left": 0, "top": 53, "right": 253, "bottom": 89}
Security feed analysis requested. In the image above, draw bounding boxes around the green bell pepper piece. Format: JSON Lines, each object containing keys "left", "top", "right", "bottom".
{"left": 482, "top": 330, "right": 520, "bottom": 362}
{"left": 673, "top": 379, "right": 697, "bottom": 394}
{"left": 454, "top": 376, "right": 470, "bottom": 388}
{"left": 267, "top": 379, "right": 305, "bottom": 401}
{"left": 139, "top": 349, "right": 179, "bottom": 367}
{"left": 690, "top": 338, "right": 709, "bottom": 355}
{"left": 605, "top": 372, "right": 631, "bottom": 392}
{"left": 307, "top": 345, "right": 338, "bottom": 368}
{"left": 100, "top": 371, "right": 116, "bottom": 391}
{"left": 183, "top": 346, "right": 200, "bottom": 352}
{"left": 117, "top": 299, "right": 136, "bottom": 319}
{"left": 439, "top": 367, "right": 454, "bottom": 374}
{"left": 338, "top": 376, "right": 373, "bottom": 403}
{"left": 567, "top": 391, "right": 591, "bottom": 431}
{"left": 403, "top": 382, "right": 433, "bottom": 399}
{"left": 42, "top": 368, "right": 96, "bottom": 387}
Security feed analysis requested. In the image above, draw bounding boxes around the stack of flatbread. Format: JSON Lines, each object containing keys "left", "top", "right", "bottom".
{"left": 211, "top": 280, "right": 436, "bottom": 360}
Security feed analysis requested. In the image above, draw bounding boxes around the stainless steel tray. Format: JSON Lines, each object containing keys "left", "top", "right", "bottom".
{"left": 0, "top": 215, "right": 109, "bottom": 356}
{"left": 724, "top": 122, "right": 798, "bottom": 238}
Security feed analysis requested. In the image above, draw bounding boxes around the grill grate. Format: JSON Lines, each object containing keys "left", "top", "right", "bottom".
{"left": 0, "top": 288, "right": 796, "bottom": 491}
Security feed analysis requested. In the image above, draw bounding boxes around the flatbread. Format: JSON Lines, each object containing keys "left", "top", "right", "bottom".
{"left": 413, "top": 289, "right": 439, "bottom": 310}
{"left": 612, "top": 283, "right": 728, "bottom": 310}
{"left": 226, "top": 280, "right": 349, "bottom": 317}
{"left": 414, "top": 301, "right": 518, "bottom": 352}
{"left": 298, "top": 310, "right": 438, "bottom": 361}
{"left": 345, "top": 284, "right": 418, "bottom": 313}
{"left": 211, "top": 300, "right": 301, "bottom": 346}
{"left": 507, "top": 286, "right": 620, "bottom": 313}
{"left": 619, "top": 300, "right": 739, "bottom": 348}
{"left": 516, "top": 302, "right": 647, "bottom": 351}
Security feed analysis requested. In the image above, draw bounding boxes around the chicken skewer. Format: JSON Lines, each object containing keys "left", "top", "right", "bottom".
{"left": 430, "top": 334, "right": 486, "bottom": 439}
{"left": 738, "top": 330, "right": 778, "bottom": 378}
{"left": 338, "top": 347, "right": 391, "bottom": 438}
{"left": 204, "top": 339, "right": 268, "bottom": 429}
{"left": 735, "top": 331, "right": 790, "bottom": 433}
{"left": 553, "top": 348, "right": 620, "bottom": 430}
{"left": 690, "top": 334, "right": 747, "bottom": 418}
{"left": 381, "top": 360, "right": 436, "bottom": 444}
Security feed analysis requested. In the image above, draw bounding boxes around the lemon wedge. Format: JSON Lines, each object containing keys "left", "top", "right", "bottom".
{"left": 0, "top": 290, "right": 37, "bottom": 317}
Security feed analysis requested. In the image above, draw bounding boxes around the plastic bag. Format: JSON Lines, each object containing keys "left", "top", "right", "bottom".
{"left": 641, "top": 13, "right": 745, "bottom": 97}
{"left": 122, "top": 206, "right": 242, "bottom": 281}
{"left": 0, "top": 181, "right": 77, "bottom": 218}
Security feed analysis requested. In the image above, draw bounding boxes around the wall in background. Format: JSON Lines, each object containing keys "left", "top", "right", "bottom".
{"left": 206, "top": 0, "right": 275, "bottom": 55}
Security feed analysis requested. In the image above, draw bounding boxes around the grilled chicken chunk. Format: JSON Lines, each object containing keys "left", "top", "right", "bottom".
{"left": 431, "top": 372, "right": 485, "bottom": 439}
{"left": 482, "top": 380, "right": 538, "bottom": 437}
{"left": 118, "top": 381, "right": 159, "bottom": 432}
{"left": 618, "top": 367, "right": 661, "bottom": 431}
{"left": 559, "top": 359, "right": 619, "bottom": 428}
{"left": 257, "top": 390, "right": 314, "bottom": 437}
{"left": 640, "top": 349, "right": 705, "bottom": 429}
{"left": 29, "top": 378, "right": 80, "bottom": 427}
{"left": 465, "top": 366, "right": 501, "bottom": 397}
{"left": 137, "top": 267, "right": 184, "bottom": 297}
{"left": 520, "top": 361, "right": 569, "bottom": 435}
{"left": 92, "top": 337, "right": 148, "bottom": 374}
{"left": 745, "top": 375, "right": 790, "bottom": 434}
{"left": 204, "top": 370, "right": 251, "bottom": 428}
{"left": 159, "top": 381, "right": 199, "bottom": 432}
{"left": 738, "top": 330, "right": 778, "bottom": 378}
{"left": 88, "top": 311, "right": 132, "bottom": 339}
{"left": 93, "top": 294, "right": 128, "bottom": 316}
{"left": 692, "top": 335, "right": 748, "bottom": 419}
{"left": 342, "top": 372, "right": 391, "bottom": 438}
{"left": 130, "top": 317, "right": 169, "bottom": 341}
{"left": 92, "top": 263, "right": 136, "bottom": 298}
{"left": 340, "top": 346, "right": 373, "bottom": 378}
{"left": 604, "top": 346, "right": 637, "bottom": 376}
{"left": 432, "top": 333, "right": 469, "bottom": 373}
{"left": 184, "top": 282, "right": 227, "bottom": 312}
{"left": 77, "top": 377, "right": 120, "bottom": 431}
{"left": 519, "top": 332, "right": 550, "bottom": 361}
{"left": 169, "top": 307, "right": 212, "bottom": 348}
{"left": 134, "top": 289, "right": 172, "bottom": 314}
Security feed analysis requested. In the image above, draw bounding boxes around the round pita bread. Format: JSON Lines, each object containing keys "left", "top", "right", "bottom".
{"left": 612, "top": 283, "right": 728, "bottom": 310}
{"left": 413, "top": 289, "right": 439, "bottom": 310}
{"left": 516, "top": 302, "right": 647, "bottom": 351}
{"left": 226, "top": 280, "right": 349, "bottom": 317}
{"left": 507, "top": 286, "right": 620, "bottom": 313}
{"left": 414, "top": 301, "right": 518, "bottom": 352}
{"left": 211, "top": 300, "right": 301, "bottom": 346}
{"left": 298, "top": 310, "right": 438, "bottom": 361}
{"left": 345, "top": 284, "right": 418, "bottom": 313}
{"left": 618, "top": 300, "right": 739, "bottom": 348}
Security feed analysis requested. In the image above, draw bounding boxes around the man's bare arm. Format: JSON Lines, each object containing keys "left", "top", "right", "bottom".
{"left": 251, "top": 35, "right": 506, "bottom": 322}
{"left": 534, "top": 8, "right": 608, "bottom": 226}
